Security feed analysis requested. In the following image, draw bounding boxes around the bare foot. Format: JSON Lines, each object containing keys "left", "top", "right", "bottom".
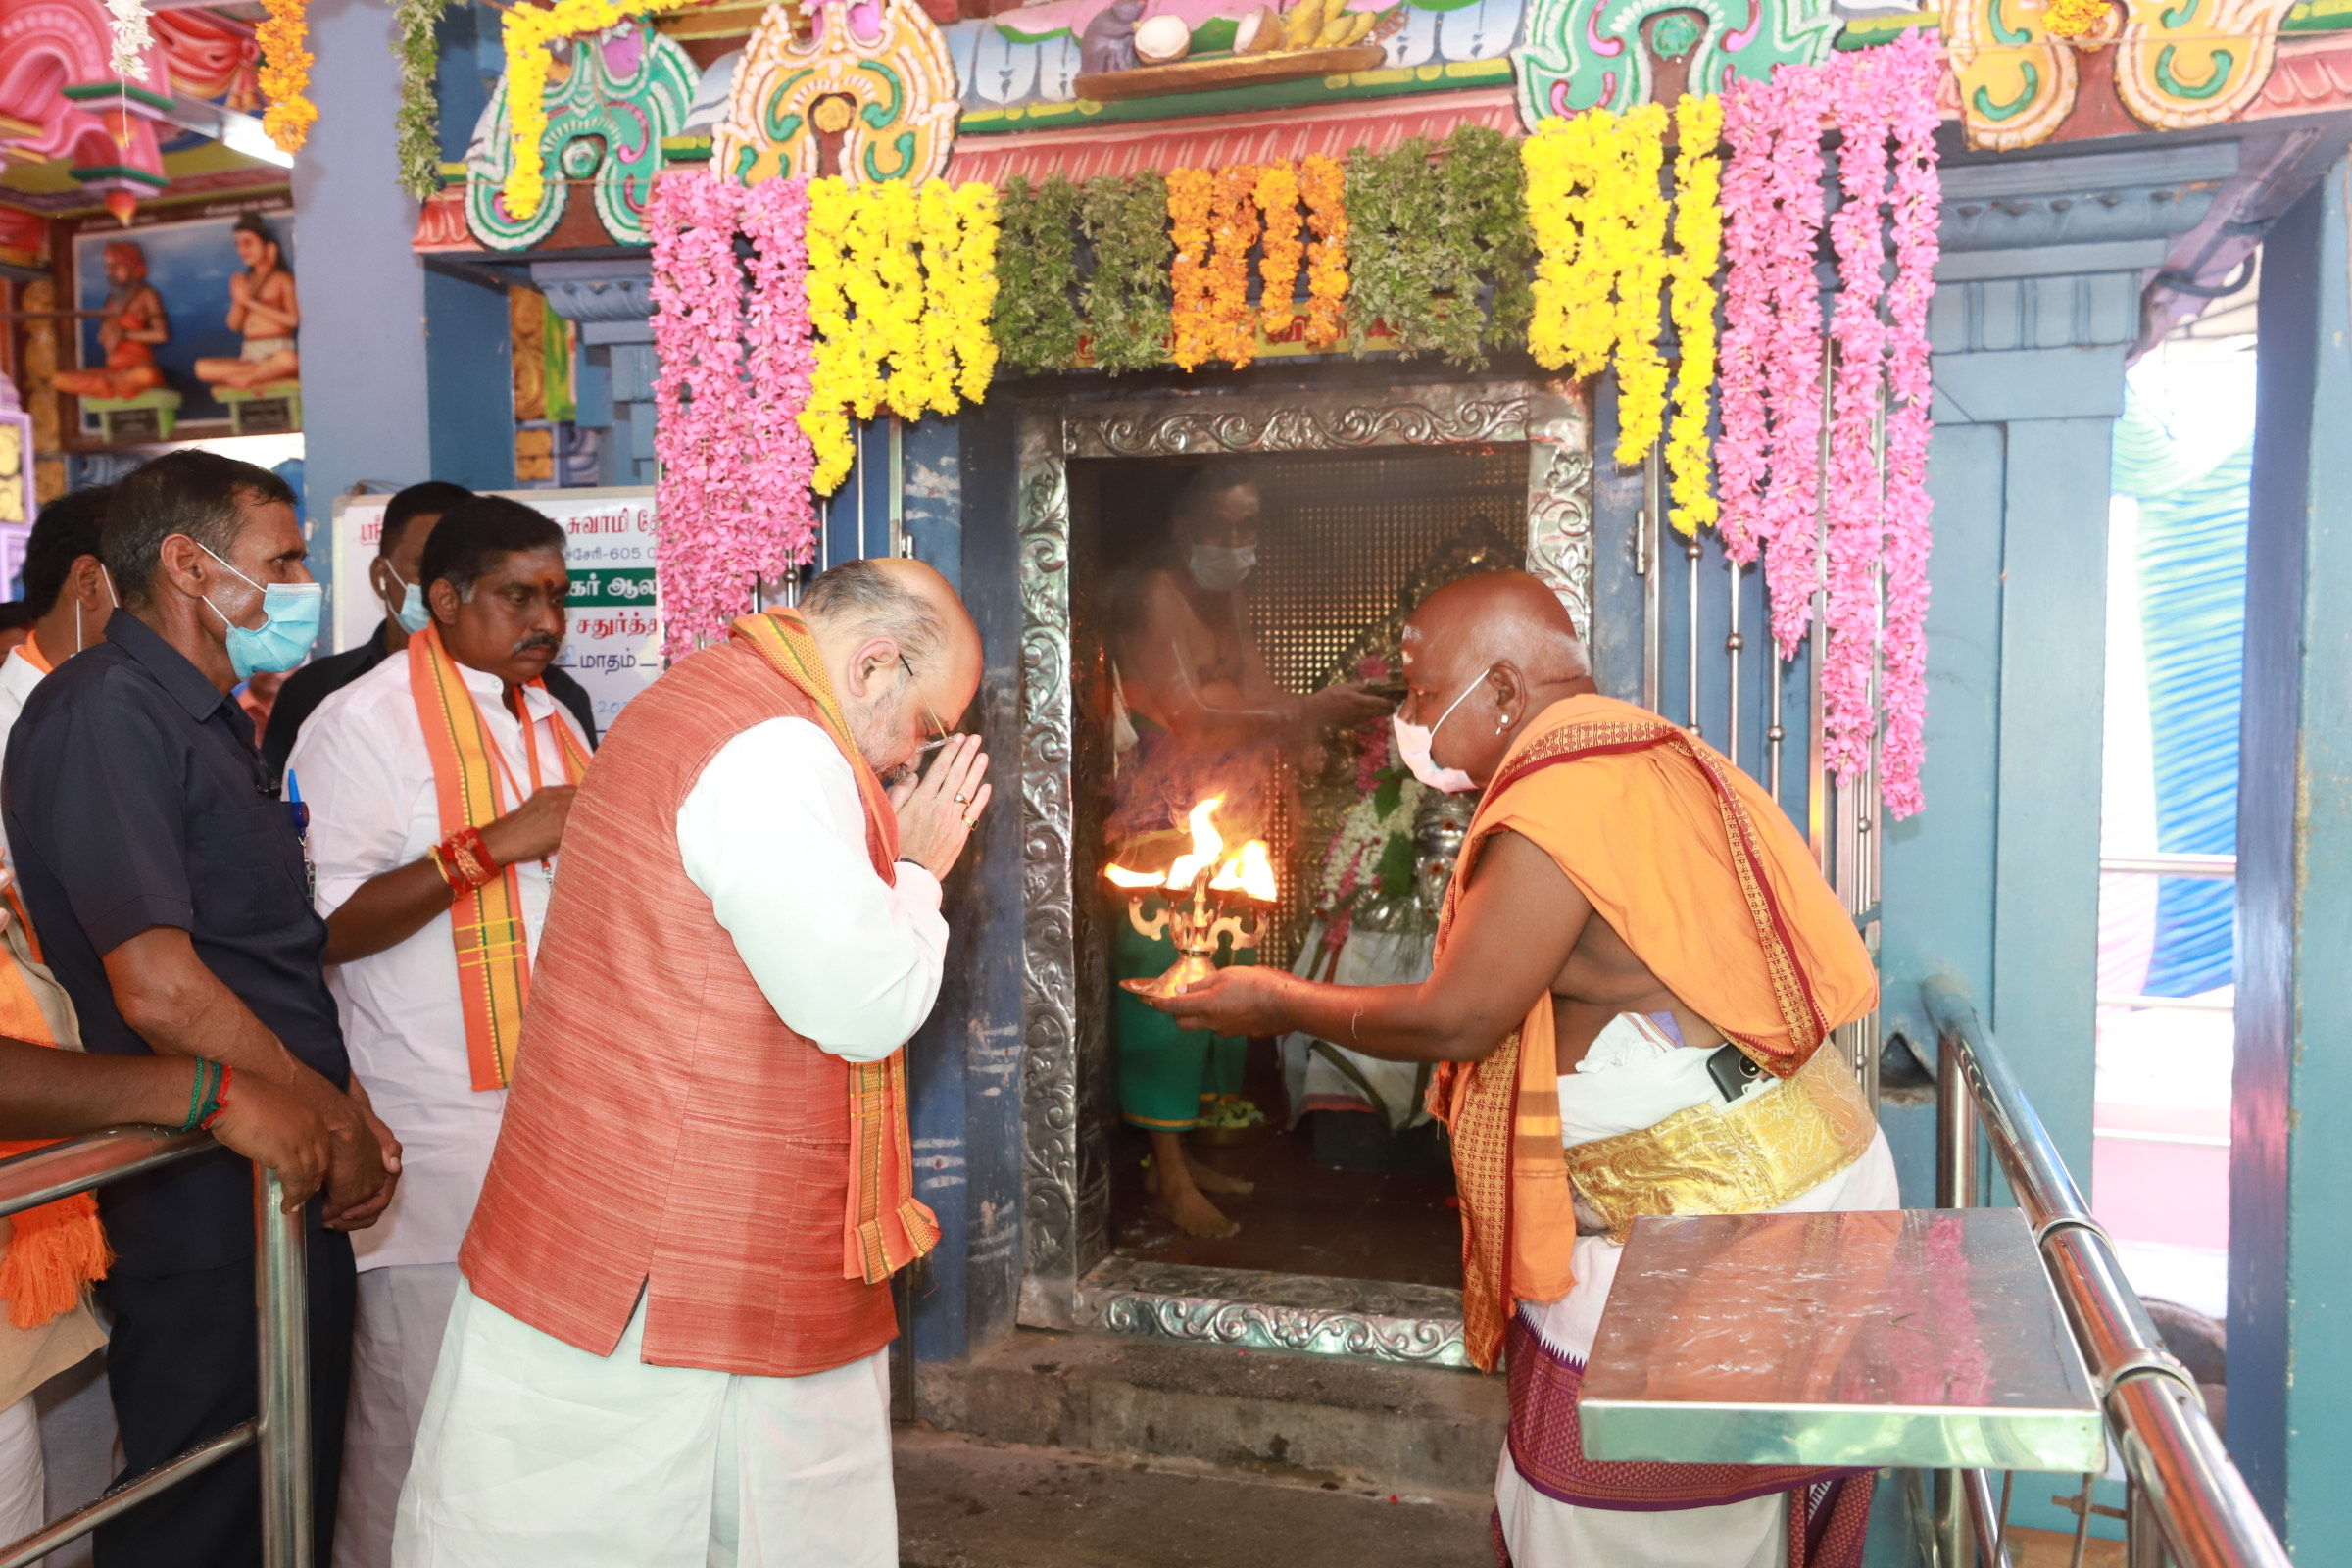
{"left": 1154, "top": 1184, "right": 1240, "bottom": 1239}
{"left": 1186, "top": 1153, "right": 1255, "bottom": 1197}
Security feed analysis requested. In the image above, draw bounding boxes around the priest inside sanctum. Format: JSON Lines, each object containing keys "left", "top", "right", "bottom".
{"left": 0, "top": 0, "right": 2335, "bottom": 1560}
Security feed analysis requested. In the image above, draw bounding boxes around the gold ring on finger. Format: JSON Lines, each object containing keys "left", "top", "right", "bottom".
{"left": 963, "top": 813, "right": 979, "bottom": 828}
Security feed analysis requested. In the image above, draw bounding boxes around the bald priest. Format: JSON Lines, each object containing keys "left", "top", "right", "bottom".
{"left": 392, "top": 558, "right": 992, "bottom": 1568}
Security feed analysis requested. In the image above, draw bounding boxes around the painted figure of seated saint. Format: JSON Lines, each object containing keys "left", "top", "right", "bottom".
{"left": 193, "top": 214, "right": 299, "bottom": 392}
{"left": 52, "top": 243, "right": 170, "bottom": 402}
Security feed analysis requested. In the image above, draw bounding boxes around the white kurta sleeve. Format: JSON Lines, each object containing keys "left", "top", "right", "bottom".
{"left": 675, "top": 717, "right": 948, "bottom": 1061}
{"left": 286, "top": 689, "right": 420, "bottom": 919}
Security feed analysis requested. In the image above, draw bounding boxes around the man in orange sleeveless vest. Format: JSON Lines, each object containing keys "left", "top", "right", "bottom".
{"left": 1147, "top": 572, "right": 1893, "bottom": 1568}
{"left": 393, "top": 557, "right": 990, "bottom": 1568}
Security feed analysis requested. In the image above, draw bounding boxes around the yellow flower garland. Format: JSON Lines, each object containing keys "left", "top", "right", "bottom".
{"left": 1524, "top": 105, "right": 1676, "bottom": 469}
{"left": 1256, "top": 161, "right": 1303, "bottom": 342}
{"left": 1609, "top": 103, "right": 1671, "bottom": 466}
{"left": 1300, "top": 153, "right": 1349, "bottom": 352}
{"left": 503, "top": 0, "right": 699, "bottom": 220}
{"left": 2044, "top": 0, "right": 2109, "bottom": 37}
{"left": 801, "top": 177, "right": 1004, "bottom": 496}
{"left": 256, "top": 0, "right": 315, "bottom": 154}
{"left": 1168, "top": 168, "right": 1217, "bottom": 370}
{"left": 1665, "top": 94, "right": 1722, "bottom": 535}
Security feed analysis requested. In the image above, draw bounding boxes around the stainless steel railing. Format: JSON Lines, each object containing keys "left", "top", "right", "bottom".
{"left": 0, "top": 1127, "right": 310, "bottom": 1568}
{"left": 1924, "top": 976, "right": 2282, "bottom": 1568}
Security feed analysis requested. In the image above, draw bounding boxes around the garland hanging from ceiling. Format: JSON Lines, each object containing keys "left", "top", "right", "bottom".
{"left": 800, "top": 178, "right": 1001, "bottom": 495}
{"left": 1717, "top": 31, "right": 1943, "bottom": 817}
{"left": 257, "top": 0, "right": 316, "bottom": 152}
{"left": 503, "top": 0, "right": 699, "bottom": 220}
{"left": 106, "top": 0, "right": 153, "bottom": 80}
{"left": 396, "top": 0, "right": 453, "bottom": 203}
{"left": 646, "top": 172, "right": 824, "bottom": 656}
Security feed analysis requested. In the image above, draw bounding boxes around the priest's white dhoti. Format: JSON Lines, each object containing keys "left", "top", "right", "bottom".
{"left": 392, "top": 1283, "right": 893, "bottom": 1568}
{"left": 1494, "top": 1014, "right": 1899, "bottom": 1568}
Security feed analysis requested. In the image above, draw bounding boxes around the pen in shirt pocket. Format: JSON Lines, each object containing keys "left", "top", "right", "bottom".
{"left": 285, "top": 770, "right": 316, "bottom": 903}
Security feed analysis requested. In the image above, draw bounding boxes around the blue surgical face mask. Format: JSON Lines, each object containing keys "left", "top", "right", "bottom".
{"left": 198, "top": 544, "right": 322, "bottom": 681}
{"left": 383, "top": 564, "right": 430, "bottom": 635}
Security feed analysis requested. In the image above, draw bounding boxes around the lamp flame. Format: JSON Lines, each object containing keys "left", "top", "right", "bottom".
{"left": 1161, "top": 797, "right": 1227, "bottom": 890}
{"left": 1102, "top": 797, "right": 1276, "bottom": 904}
{"left": 1207, "top": 840, "right": 1275, "bottom": 902}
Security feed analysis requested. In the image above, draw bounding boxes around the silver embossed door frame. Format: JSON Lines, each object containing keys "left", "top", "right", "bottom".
{"left": 1015, "top": 379, "right": 1593, "bottom": 1358}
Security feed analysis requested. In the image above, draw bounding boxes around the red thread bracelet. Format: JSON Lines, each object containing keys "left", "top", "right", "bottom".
{"left": 199, "top": 1064, "right": 232, "bottom": 1131}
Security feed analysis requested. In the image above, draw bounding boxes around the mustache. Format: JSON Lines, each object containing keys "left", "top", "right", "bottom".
{"left": 510, "top": 632, "right": 561, "bottom": 657}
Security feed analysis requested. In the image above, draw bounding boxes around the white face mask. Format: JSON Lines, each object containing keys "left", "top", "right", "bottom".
{"left": 1188, "top": 544, "right": 1257, "bottom": 593}
{"left": 1391, "top": 669, "right": 1488, "bottom": 795}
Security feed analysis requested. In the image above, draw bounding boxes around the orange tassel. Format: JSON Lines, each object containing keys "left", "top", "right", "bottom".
{"left": 0, "top": 1195, "right": 111, "bottom": 1330}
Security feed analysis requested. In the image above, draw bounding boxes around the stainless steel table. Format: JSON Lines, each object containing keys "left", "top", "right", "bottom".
{"left": 1578, "top": 1207, "right": 2106, "bottom": 1472}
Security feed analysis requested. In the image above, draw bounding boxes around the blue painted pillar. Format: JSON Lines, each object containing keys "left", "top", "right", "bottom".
{"left": 2230, "top": 157, "right": 2352, "bottom": 1553}
{"left": 289, "top": 0, "right": 434, "bottom": 591}
{"left": 1879, "top": 142, "right": 2235, "bottom": 1193}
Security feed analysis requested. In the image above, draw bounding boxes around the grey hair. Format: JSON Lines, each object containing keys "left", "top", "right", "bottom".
{"left": 800, "top": 558, "right": 945, "bottom": 665}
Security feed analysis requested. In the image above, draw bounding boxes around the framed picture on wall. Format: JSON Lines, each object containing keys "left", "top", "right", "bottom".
{"left": 57, "top": 196, "right": 298, "bottom": 445}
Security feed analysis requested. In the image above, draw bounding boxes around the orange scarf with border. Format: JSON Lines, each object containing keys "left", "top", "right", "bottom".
{"left": 729, "top": 608, "right": 942, "bottom": 1286}
{"left": 408, "top": 624, "right": 590, "bottom": 1091}
{"left": 1429, "top": 695, "right": 1877, "bottom": 1371}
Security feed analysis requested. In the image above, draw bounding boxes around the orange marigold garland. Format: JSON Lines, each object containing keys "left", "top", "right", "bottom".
{"left": 1209, "top": 164, "right": 1262, "bottom": 367}
{"left": 257, "top": 0, "right": 316, "bottom": 153}
{"left": 1299, "top": 153, "right": 1349, "bottom": 351}
{"left": 1256, "top": 161, "right": 1303, "bottom": 341}
{"left": 1168, "top": 167, "right": 1217, "bottom": 369}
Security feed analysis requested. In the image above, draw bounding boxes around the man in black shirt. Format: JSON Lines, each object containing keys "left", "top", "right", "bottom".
{"left": 263, "top": 482, "right": 598, "bottom": 787}
{"left": 4, "top": 450, "right": 400, "bottom": 1567}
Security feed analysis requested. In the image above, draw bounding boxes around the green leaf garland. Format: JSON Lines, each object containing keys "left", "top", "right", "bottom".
{"left": 1079, "top": 171, "right": 1173, "bottom": 375}
{"left": 396, "top": 0, "right": 452, "bottom": 205}
{"left": 993, "top": 174, "right": 1083, "bottom": 374}
{"left": 1346, "top": 124, "right": 1536, "bottom": 369}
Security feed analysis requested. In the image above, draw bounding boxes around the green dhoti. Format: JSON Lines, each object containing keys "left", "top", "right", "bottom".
{"left": 1110, "top": 898, "right": 1250, "bottom": 1130}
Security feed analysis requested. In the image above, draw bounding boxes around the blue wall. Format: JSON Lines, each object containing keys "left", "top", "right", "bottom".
{"left": 289, "top": 0, "right": 435, "bottom": 604}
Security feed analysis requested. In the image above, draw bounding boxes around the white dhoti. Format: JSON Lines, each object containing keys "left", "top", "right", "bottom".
{"left": 336, "top": 1263, "right": 464, "bottom": 1568}
{"left": 1494, "top": 1015, "right": 1900, "bottom": 1568}
{"left": 392, "top": 1282, "right": 894, "bottom": 1568}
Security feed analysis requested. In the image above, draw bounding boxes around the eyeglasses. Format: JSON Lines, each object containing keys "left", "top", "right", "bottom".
{"left": 900, "top": 654, "right": 954, "bottom": 754}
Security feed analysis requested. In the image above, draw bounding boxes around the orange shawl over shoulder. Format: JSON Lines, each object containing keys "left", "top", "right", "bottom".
{"left": 1430, "top": 695, "right": 1876, "bottom": 1370}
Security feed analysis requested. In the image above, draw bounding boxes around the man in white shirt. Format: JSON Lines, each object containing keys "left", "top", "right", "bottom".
{"left": 284, "top": 495, "right": 589, "bottom": 1568}
{"left": 394, "top": 558, "right": 989, "bottom": 1568}
{"left": 0, "top": 487, "right": 118, "bottom": 759}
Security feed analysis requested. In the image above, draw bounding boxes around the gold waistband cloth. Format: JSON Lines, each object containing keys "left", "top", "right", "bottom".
{"left": 1563, "top": 1046, "right": 1877, "bottom": 1244}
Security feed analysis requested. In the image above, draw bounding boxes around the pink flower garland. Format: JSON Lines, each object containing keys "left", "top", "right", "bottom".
{"left": 647, "top": 171, "right": 822, "bottom": 661}
{"left": 1759, "top": 69, "right": 1829, "bottom": 663}
{"left": 1878, "top": 31, "right": 1943, "bottom": 819}
{"left": 1823, "top": 48, "right": 1894, "bottom": 785}
{"left": 1712, "top": 34, "right": 1942, "bottom": 817}
{"left": 740, "top": 178, "right": 821, "bottom": 586}
{"left": 1714, "top": 78, "right": 1773, "bottom": 566}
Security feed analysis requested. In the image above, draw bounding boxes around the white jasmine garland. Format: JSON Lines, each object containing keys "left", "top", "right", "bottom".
{"left": 106, "top": 0, "right": 153, "bottom": 80}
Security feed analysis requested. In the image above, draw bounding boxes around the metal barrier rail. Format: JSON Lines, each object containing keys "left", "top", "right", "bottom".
{"left": 1924, "top": 976, "right": 2283, "bottom": 1568}
{"left": 0, "top": 1127, "right": 309, "bottom": 1568}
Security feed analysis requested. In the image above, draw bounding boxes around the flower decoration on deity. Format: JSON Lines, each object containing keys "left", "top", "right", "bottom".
{"left": 801, "top": 176, "right": 1001, "bottom": 496}
{"left": 1304, "top": 656, "right": 1428, "bottom": 956}
{"left": 257, "top": 0, "right": 316, "bottom": 153}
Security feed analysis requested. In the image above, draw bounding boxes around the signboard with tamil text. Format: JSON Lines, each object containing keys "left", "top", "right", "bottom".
{"left": 329, "top": 486, "right": 662, "bottom": 732}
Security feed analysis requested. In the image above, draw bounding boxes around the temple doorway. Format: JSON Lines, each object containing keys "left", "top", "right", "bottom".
{"left": 1071, "top": 441, "right": 1529, "bottom": 1287}
{"left": 1010, "top": 378, "right": 1592, "bottom": 1353}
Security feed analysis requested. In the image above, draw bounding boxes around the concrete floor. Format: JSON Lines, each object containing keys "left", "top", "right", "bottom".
{"left": 896, "top": 1426, "right": 1496, "bottom": 1568}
